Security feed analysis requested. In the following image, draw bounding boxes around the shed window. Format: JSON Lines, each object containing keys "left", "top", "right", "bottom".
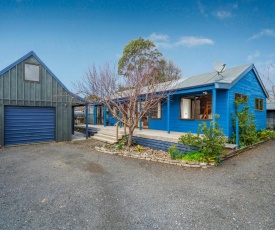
{"left": 24, "top": 63, "right": 40, "bottom": 82}
{"left": 255, "top": 98, "right": 264, "bottom": 111}
{"left": 235, "top": 93, "right": 248, "bottom": 103}
{"left": 151, "top": 102, "right": 161, "bottom": 119}
{"left": 180, "top": 95, "right": 212, "bottom": 120}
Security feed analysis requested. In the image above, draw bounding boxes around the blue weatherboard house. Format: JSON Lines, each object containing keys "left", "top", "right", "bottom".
{"left": 93, "top": 64, "right": 268, "bottom": 139}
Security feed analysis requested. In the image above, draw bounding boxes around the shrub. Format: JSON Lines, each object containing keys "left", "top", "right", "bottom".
{"left": 231, "top": 98, "right": 259, "bottom": 146}
{"left": 179, "top": 115, "right": 226, "bottom": 159}
{"left": 135, "top": 145, "right": 144, "bottom": 152}
{"left": 257, "top": 129, "right": 275, "bottom": 141}
{"left": 178, "top": 132, "right": 203, "bottom": 150}
{"left": 116, "top": 143, "right": 123, "bottom": 150}
{"left": 182, "top": 151, "right": 208, "bottom": 162}
{"left": 168, "top": 145, "right": 184, "bottom": 160}
{"left": 200, "top": 115, "right": 226, "bottom": 158}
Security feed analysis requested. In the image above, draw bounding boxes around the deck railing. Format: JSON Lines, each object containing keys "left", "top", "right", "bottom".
{"left": 115, "top": 121, "right": 127, "bottom": 142}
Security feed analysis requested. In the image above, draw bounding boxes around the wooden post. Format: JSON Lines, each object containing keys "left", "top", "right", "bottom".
{"left": 236, "top": 115, "right": 239, "bottom": 147}
{"left": 93, "top": 105, "right": 96, "bottom": 125}
{"left": 212, "top": 88, "right": 216, "bottom": 128}
{"left": 139, "top": 100, "right": 142, "bottom": 130}
{"left": 103, "top": 105, "right": 106, "bottom": 127}
{"left": 85, "top": 104, "right": 88, "bottom": 139}
{"left": 167, "top": 94, "right": 170, "bottom": 134}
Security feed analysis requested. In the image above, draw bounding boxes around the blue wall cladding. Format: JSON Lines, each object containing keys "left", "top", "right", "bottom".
{"left": 228, "top": 69, "right": 267, "bottom": 138}
{"left": 132, "top": 136, "right": 198, "bottom": 153}
{"left": 149, "top": 94, "right": 211, "bottom": 133}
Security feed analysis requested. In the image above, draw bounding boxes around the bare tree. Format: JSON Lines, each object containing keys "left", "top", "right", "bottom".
{"left": 75, "top": 63, "right": 178, "bottom": 147}
{"left": 261, "top": 64, "right": 275, "bottom": 100}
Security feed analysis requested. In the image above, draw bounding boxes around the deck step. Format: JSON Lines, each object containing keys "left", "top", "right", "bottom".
{"left": 93, "top": 133, "right": 120, "bottom": 141}
{"left": 92, "top": 130, "right": 123, "bottom": 144}
{"left": 225, "top": 143, "right": 238, "bottom": 150}
{"left": 97, "top": 131, "right": 123, "bottom": 139}
{"left": 92, "top": 136, "right": 118, "bottom": 144}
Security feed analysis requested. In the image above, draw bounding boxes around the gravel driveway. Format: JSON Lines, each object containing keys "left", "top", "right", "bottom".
{"left": 0, "top": 140, "right": 274, "bottom": 230}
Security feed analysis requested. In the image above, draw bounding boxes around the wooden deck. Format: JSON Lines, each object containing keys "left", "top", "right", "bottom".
{"left": 75, "top": 124, "right": 188, "bottom": 143}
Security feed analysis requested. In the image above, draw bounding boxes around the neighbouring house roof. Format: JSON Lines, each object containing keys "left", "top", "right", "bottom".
{"left": 267, "top": 100, "right": 275, "bottom": 110}
{"left": 0, "top": 51, "right": 89, "bottom": 105}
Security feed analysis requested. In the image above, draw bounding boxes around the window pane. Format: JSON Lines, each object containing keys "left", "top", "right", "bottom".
{"left": 181, "top": 98, "right": 192, "bottom": 119}
{"left": 24, "top": 63, "right": 40, "bottom": 82}
{"left": 235, "top": 93, "right": 248, "bottom": 103}
{"left": 151, "top": 102, "right": 161, "bottom": 119}
{"left": 255, "top": 98, "right": 263, "bottom": 111}
{"left": 200, "top": 95, "right": 212, "bottom": 119}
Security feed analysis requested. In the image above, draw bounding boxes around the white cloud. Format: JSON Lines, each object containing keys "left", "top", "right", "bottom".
{"left": 247, "top": 51, "right": 260, "bottom": 62}
{"left": 250, "top": 29, "right": 275, "bottom": 40}
{"left": 197, "top": 0, "right": 207, "bottom": 17}
{"left": 212, "top": 3, "right": 237, "bottom": 20}
{"left": 148, "top": 33, "right": 169, "bottom": 42}
{"left": 176, "top": 36, "right": 214, "bottom": 47}
{"left": 147, "top": 33, "right": 214, "bottom": 48}
{"left": 147, "top": 33, "right": 172, "bottom": 48}
{"left": 213, "top": 10, "right": 232, "bottom": 19}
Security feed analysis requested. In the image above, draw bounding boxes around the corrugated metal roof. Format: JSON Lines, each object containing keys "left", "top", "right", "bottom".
{"left": 267, "top": 101, "right": 275, "bottom": 110}
{"left": 176, "top": 64, "right": 252, "bottom": 89}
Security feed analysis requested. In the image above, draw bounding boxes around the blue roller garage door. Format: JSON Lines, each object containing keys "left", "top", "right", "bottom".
{"left": 4, "top": 106, "right": 55, "bottom": 146}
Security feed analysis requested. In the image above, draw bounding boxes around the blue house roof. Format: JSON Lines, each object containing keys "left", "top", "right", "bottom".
{"left": 0, "top": 51, "right": 89, "bottom": 104}
{"left": 176, "top": 64, "right": 268, "bottom": 98}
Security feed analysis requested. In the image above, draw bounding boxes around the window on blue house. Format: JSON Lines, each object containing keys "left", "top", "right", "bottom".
{"left": 151, "top": 101, "right": 161, "bottom": 119}
{"left": 180, "top": 95, "right": 212, "bottom": 120}
{"left": 235, "top": 93, "right": 248, "bottom": 103}
{"left": 255, "top": 98, "right": 264, "bottom": 111}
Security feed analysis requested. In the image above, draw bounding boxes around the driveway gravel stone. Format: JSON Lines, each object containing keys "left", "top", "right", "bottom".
{"left": 0, "top": 140, "right": 274, "bottom": 230}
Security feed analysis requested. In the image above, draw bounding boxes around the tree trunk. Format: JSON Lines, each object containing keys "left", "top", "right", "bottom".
{"left": 127, "top": 127, "right": 134, "bottom": 147}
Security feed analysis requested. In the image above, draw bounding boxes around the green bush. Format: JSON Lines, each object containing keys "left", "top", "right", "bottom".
{"left": 168, "top": 145, "right": 184, "bottom": 160}
{"left": 179, "top": 115, "right": 226, "bottom": 159}
{"left": 231, "top": 98, "right": 259, "bottom": 146}
{"left": 182, "top": 151, "right": 209, "bottom": 162}
{"left": 178, "top": 132, "right": 203, "bottom": 150}
{"left": 116, "top": 143, "right": 123, "bottom": 150}
{"left": 257, "top": 129, "right": 275, "bottom": 141}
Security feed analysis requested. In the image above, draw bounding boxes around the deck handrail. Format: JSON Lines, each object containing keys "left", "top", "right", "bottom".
{"left": 115, "top": 121, "right": 127, "bottom": 142}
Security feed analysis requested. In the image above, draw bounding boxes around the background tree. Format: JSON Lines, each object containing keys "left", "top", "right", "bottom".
{"left": 76, "top": 38, "right": 181, "bottom": 147}
{"left": 118, "top": 37, "right": 181, "bottom": 83}
{"left": 156, "top": 59, "right": 181, "bottom": 82}
{"left": 261, "top": 64, "right": 275, "bottom": 100}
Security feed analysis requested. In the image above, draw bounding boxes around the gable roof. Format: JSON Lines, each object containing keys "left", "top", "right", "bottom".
{"left": 175, "top": 64, "right": 268, "bottom": 98}
{"left": 0, "top": 51, "right": 89, "bottom": 105}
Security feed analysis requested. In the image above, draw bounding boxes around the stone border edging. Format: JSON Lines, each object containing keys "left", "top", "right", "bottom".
{"left": 94, "top": 146, "right": 215, "bottom": 169}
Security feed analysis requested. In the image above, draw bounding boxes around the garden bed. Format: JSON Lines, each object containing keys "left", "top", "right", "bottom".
{"left": 94, "top": 138, "right": 274, "bottom": 169}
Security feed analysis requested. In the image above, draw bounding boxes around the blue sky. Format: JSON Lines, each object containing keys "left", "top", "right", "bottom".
{"left": 0, "top": 0, "right": 275, "bottom": 91}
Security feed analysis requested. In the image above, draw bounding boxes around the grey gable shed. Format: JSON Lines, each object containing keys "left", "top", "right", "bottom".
{"left": 0, "top": 51, "right": 87, "bottom": 146}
